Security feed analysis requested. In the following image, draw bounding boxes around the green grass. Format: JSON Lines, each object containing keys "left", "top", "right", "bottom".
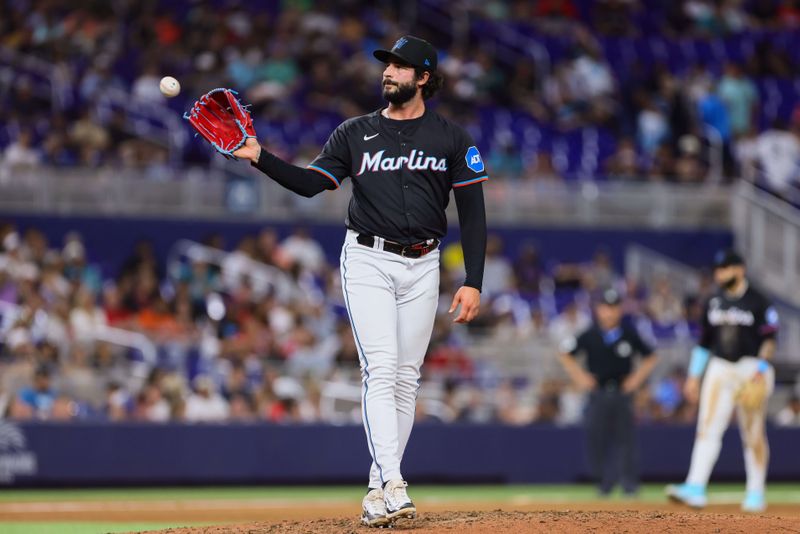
{"left": 1, "top": 484, "right": 799, "bottom": 534}
{"left": 1, "top": 483, "right": 799, "bottom": 503}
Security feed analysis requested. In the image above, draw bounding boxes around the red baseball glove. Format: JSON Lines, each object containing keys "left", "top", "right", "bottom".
{"left": 184, "top": 88, "right": 256, "bottom": 159}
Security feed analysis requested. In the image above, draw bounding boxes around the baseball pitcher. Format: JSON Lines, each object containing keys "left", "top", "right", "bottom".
{"left": 186, "top": 35, "right": 487, "bottom": 527}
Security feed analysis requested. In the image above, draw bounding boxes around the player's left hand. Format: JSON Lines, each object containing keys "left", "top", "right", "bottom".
{"left": 233, "top": 137, "right": 261, "bottom": 162}
{"left": 737, "top": 372, "right": 768, "bottom": 410}
{"left": 449, "top": 286, "right": 480, "bottom": 323}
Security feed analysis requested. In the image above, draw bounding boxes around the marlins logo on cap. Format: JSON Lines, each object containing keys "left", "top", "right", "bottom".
{"left": 373, "top": 35, "right": 438, "bottom": 71}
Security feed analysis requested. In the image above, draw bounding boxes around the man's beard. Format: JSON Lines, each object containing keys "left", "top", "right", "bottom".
{"left": 382, "top": 80, "right": 417, "bottom": 105}
{"left": 720, "top": 275, "right": 739, "bottom": 290}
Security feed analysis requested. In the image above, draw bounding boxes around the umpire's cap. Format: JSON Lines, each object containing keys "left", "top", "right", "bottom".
{"left": 597, "top": 288, "right": 622, "bottom": 306}
{"left": 373, "top": 35, "right": 438, "bottom": 71}
{"left": 713, "top": 249, "right": 745, "bottom": 269}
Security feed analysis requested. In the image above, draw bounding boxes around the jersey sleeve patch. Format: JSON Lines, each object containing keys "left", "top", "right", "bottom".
{"left": 762, "top": 306, "right": 780, "bottom": 334}
{"left": 766, "top": 306, "right": 779, "bottom": 326}
{"left": 307, "top": 165, "right": 341, "bottom": 188}
{"left": 465, "top": 146, "right": 485, "bottom": 173}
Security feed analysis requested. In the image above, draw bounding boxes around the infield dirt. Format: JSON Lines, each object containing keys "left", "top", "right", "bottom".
{"left": 3, "top": 497, "right": 799, "bottom": 533}
{"left": 148, "top": 509, "right": 800, "bottom": 533}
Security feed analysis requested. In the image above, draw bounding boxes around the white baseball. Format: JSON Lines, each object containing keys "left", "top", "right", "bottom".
{"left": 159, "top": 76, "right": 181, "bottom": 98}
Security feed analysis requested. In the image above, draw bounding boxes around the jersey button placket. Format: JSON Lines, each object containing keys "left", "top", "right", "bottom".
{"left": 399, "top": 133, "right": 411, "bottom": 230}
{"left": 401, "top": 135, "right": 407, "bottom": 190}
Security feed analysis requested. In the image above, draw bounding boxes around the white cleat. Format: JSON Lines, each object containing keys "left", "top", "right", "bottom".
{"left": 383, "top": 479, "right": 417, "bottom": 521}
{"left": 666, "top": 483, "right": 708, "bottom": 509}
{"left": 741, "top": 491, "right": 766, "bottom": 513}
{"left": 361, "top": 488, "right": 391, "bottom": 528}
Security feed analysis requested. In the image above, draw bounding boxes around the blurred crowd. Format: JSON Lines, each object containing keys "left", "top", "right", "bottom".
{"left": 0, "top": 0, "right": 798, "bottom": 425}
{"left": 1, "top": 222, "right": 798, "bottom": 427}
{"left": 0, "top": 0, "right": 799, "bottom": 192}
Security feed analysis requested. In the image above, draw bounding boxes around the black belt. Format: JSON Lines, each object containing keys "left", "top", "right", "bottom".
{"left": 356, "top": 233, "right": 439, "bottom": 258}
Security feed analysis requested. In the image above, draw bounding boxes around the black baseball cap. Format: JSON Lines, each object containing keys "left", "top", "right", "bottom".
{"left": 597, "top": 288, "right": 622, "bottom": 306}
{"left": 713, "top": 249, "right": 744, "bottom": 269}
{"left": 373, "top": 35, "right": 438, "bottom": 71}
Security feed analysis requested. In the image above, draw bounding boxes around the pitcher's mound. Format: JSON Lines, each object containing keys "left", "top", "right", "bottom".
{"left": 152, "top": 509, "right": 800, "bottom": 533}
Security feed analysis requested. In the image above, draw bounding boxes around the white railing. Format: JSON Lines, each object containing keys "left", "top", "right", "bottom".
{"left": 96, "top": 87, "right": 188, "bottom": 164}
{"left": 733, "top": 181, "right": 800, "bottom": 304}
{"left": 319, "top": 380, "right": 361, "bottom": 425}
{"left": 93, "top": 325, "right": 157, "bottom": 367}
{"left": 166, "top": 239, "right": 296, "bottom": 303}
{"left": 625, "top": 244, "right": 702, "bottom": 297}
{"left": 0, "top": 165, "right": 733, "bottom": 229}
{"left": 733, "top": 181, "right": 800, "bottom": 361}
{"left": 483, "top": 179, "right": 731, "bottom": 227}
{"left": 1, "top": 47, "right": 187, "bottom": 163}
{"left": 416, "top": 0, "right": 550, "bottom": 76}
{"left": 0, "top": 301, "right": 156, "bottom": 371}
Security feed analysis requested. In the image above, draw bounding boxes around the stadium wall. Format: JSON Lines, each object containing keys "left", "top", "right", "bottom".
{"left": 4, "top": 423, "right": 799, "bottom": 486}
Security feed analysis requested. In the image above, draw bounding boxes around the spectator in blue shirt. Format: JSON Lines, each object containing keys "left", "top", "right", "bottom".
{"left": 698, "top": 86, "right": 731, "bottom": 142}
{"left": 18, "top": 365, "right": 57, "bottom": 418}
{"left": 698, "top": 85, "right": 736, "bottom": 176}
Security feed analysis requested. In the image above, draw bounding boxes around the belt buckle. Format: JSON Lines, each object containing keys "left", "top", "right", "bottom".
{"left": 403, "top": 242, "right": 425, "bottom": 257}
{"left": 400, "top": 239, "right": 436, "bottom": 257}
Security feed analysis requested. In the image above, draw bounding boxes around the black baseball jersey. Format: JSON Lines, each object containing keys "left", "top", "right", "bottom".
{"left": 699, "top": 284, "right": 778, "bottom": 361}
{"left": 566, "top": 323, "right": 655, "bottom": 386}
{"left": 307, "top": 108, "right": 489, "bottom": 244}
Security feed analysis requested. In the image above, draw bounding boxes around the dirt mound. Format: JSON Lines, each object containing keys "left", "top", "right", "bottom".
{"left": 145, "top": 510, "right": 800, "bottom": 533}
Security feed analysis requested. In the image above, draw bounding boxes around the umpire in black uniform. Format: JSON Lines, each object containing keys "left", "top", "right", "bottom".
{"left": 559, "top": 288, "right": 658, "bottom": 495}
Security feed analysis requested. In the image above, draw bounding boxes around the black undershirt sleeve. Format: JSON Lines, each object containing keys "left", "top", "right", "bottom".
{"left": 453, "top": 182, "right": 487, "bottom": 291}
{"left": 698, "top": 299, "right": 713, "bottom": 349}
{"left": 251, "top": 149, "right": 335, "bottom": 198}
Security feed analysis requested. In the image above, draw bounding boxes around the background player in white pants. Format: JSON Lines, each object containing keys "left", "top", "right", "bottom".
{"left": 233, "top": 35, "right": 488, "bottom": 527}
{"left": 667, "top": 250, "right": 778, "bottom": 512}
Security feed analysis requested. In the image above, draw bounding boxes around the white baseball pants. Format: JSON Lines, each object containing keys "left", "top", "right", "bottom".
{"left": 686, "top": 356, "right": 775, "bottom": 493}
{"left": 340, "top": 229, "right": 440, "bottom": 488}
